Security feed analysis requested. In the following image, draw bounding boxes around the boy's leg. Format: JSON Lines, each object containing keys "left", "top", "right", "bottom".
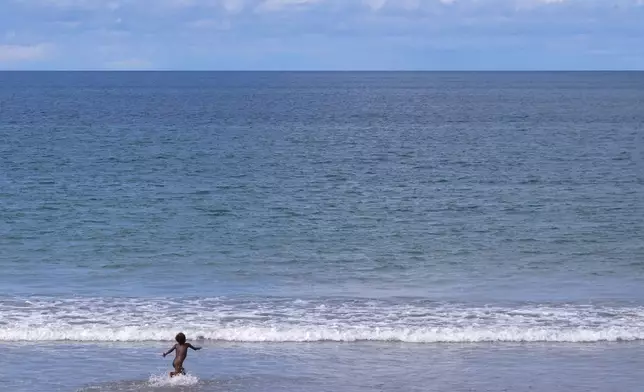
{"left": 170, "top": 359, "right": 181, "bottom": 377}
{"left": 172, "top": 363, "right": 183, "bottom": 377}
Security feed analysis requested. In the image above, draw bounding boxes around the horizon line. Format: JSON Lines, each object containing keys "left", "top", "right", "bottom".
{"left": 1, "top": 69, "right": 643, "bottom": 72}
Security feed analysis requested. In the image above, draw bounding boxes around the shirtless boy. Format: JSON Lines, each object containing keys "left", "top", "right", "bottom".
{"left": 162, "top": 332, "right": 202, "bottom": 377}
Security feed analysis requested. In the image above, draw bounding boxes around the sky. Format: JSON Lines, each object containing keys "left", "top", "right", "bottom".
{"left": 1, "top": 0, "right": 643, "bottom": 70}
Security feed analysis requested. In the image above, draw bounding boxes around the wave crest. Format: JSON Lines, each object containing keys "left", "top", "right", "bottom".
{"left": 2, "top": 296, "right": 643, "bottom": 343}
{"left": 1, "top": 325, "right": 642, "bottom": 343}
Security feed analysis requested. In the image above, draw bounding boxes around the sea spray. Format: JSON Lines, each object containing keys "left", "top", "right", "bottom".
{"left": 148, "top": 372, "right": 199, "bottom": 387}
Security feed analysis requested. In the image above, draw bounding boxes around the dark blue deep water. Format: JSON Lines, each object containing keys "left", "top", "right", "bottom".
{"left": 1, "top": 71, "right": 643, "bottom": 391}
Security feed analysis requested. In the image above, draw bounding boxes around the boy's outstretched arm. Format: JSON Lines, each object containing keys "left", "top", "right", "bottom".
{"left": 187, "top": 343, "right": 202, "bottom": 351}
{"left": 162, "top": 344, "right": 177, "bottom": 357}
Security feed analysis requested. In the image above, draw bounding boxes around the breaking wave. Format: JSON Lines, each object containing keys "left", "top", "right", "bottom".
{"left": 1, "top": 296, "right": 643, "bottom": 343}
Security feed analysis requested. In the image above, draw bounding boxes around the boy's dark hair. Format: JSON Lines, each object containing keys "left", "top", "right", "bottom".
{"left": 175, "top": 332, "right": 186, "bottom": 344}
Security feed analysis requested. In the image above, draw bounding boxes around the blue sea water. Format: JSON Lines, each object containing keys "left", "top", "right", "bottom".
{"left": 1, "top": 71, "right": 643, "bottom": 391}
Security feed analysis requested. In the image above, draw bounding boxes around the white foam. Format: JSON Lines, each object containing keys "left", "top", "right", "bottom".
{"left": 1, "top": 325, "right": 642, "bottom": 343}
{"left": 148, "top": 372, "right": 199, "bottom": 386}
{"left": 2, "top": 296, "right": 644, "bottom": 343}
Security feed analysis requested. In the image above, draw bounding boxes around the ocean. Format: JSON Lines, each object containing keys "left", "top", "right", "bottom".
{"left": 1, "top": 71, "right": 643, "bottom": 391}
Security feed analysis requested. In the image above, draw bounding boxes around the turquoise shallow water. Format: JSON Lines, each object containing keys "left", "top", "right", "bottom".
{"left": 1, "top": 71, "right": 643, "bottom": 391}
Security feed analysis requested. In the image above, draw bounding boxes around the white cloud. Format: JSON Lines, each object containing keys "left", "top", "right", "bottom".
{"left": 115, "top": 0, "right": 244, "bottom": 12}
{"left": 4, "top": 0, "right": 644, "bottom": 69}
{"left": 12, "top": 0, "right": 644, "bottom": 13}
{"left": 361, "top": 0, "right": 458, "bottom": 12}
{"left": 0, "top": 43, "right": 51, "bottom": 62}
{"left": 363, "top": 0, "right": 386, "bottom": 11}
{"left": 161, "top": 0, "right": 199, "bottom": 7}
{"left": 514, "top": 0, "right": 565, "bottom": 9}
{"left": 257, "top": 0, "right": 322, "bottom": 11}
{"left": 221, "top": 0, "right": 244, "bottom": 12}
{"left": 188, "top": 18, "right": 232, "bottom": 29}
{"left": 20, "top": 0, "right": 116, "bottom": 8}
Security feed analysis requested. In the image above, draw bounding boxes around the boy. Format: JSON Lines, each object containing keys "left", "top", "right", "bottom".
{"left": 162, "top": 332, "right": 202, "bottom": 377}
